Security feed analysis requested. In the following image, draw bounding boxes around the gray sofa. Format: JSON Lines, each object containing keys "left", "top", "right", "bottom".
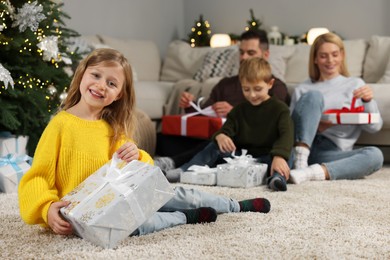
{"left": 81, "top": 35, "right": 390, "bottom": 153}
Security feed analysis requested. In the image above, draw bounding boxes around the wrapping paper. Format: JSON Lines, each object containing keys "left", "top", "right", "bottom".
{"left": 180, "top": 165, "right": 217, "bottom": 186}
{"left": 0, "top": 154, "right": 31, "bottom": 193}
{"left": 60, "top": 155, "right": 175, "bottom": 249}
{"left": 0, "top": 136, "right": 29, "bottom": 157}
{"left": 216, "top": 150, "right": 268, "bottom": 188}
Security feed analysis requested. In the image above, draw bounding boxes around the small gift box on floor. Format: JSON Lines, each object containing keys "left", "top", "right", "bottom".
{"left": 0, "top": 154, "right": 31, "bottom": 193}
{"left": 180, "top": 165, "right": 217, "bottom": 186}
{"left": 0, "top": 135, "right": 29, "bottom": 157}
{"left": 322, "top": 98, "right": 380, "bottom": 124}
{"left": 216, "top": 150, "right": 268, "bottom": 188}
{"left": 162, "top": 98, "right": 226, "bottom": 139}
{"left": 60, "top": 155, "right": 175, "bottom": 249}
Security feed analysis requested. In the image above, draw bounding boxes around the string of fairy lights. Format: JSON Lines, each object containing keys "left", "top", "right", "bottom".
{"left": 0, "top": 0, "right": 71, "bottom": 111}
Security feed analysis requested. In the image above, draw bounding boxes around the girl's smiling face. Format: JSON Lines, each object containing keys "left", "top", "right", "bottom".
{"left": 79, "top": 62, "right": 124, "bottom": 112}
{"left": 315, "top": 42, "right": 344, "bottom": 80}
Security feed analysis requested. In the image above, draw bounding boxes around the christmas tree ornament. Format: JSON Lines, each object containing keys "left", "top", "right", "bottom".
{"left": 0, "top": 64, "right": 14, "bottom": 89}
{"left": 47, "top": 85, "right": 57, "bottom": 96}
{"left": 59, "top": 91, "right": 68, "bottom": 102}
{"left": 245, "top": 9, "right": 262, "bottom": 31}
{"left": 12, "top": 1, "right": 46, "bottom": 32}
{"left": 37, "top": 36, "right": 59, "bottom": 62}
{"left": 187, "top": 15, "right": 211, "bottom": 47}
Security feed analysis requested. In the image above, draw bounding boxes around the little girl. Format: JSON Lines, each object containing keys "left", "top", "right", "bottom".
{"left": 18, "top": 48, "right": 271, "bottom": 237}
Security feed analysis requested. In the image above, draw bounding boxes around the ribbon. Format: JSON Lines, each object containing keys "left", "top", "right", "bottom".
{"left": 223, "top": 149, "right": 257, "bottom": 166}
{"left": 65, "top": 154, "right": 149, "bottom": 220}
{"left": 323, "top": 97, "right": 365, "bottom": 124}
{"left": 181, "top": 97, "right": 219, "bottom": 136}
{"left": 0, "top": 153, "right": 32, "bottom": 182}
{"left": 187, "top": 165, "right": 217, "bottom": 174}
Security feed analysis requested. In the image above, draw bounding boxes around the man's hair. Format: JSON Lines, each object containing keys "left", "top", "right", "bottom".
{"left": 240, "top": 30, "right": 269, "bottom": 52}
{"left": 239, "top": 57, "right": 273, "bottom": 84}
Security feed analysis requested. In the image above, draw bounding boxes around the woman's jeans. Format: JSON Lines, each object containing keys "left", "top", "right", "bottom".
{"left": 134, "top": 186, "right": 240, "bottom": 236}
{"left": 291, "top": 90, "right": 383, "bottom": 180}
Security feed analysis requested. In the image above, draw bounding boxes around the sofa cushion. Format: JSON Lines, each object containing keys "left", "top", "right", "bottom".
{"left": 134, "top": 81, "right": 174, "bottom": 120}
{"left": 284, "top": 44, "right": 311, "bottom": 83}
{"left": 378, "top": 56, "right": 390, "bottom": 83}
{"left": 268, "top": 45, "right": 295, "bottom": 82}
{"left": 161, "top": 40, "right": 211, "bottom": 82}
{"left": 193, "top": 46, "right": 239, "bottom": 82}
{"left": 363, "top": 35, "right": 390, "bottom": 83}
{"left": 343, "top": 39, "right": 367, "bottom": 78}
{"left": 99, "top": 35, "right": 161, "bottom": 82}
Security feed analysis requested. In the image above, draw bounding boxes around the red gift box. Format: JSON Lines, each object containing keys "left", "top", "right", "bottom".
{"left": 162, "top": 115, "right": 225, "bottom": 139}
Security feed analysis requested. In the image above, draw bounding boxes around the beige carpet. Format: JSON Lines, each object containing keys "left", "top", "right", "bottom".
{"left": 1, "top": 167, "right": 390, "bottom": 259}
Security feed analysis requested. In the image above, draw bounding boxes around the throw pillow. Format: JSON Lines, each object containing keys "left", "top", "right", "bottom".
{"left": 193, "top": 47, "right": 239, "bottom": 82}
{"left": 343, "top": 39, "right": 367, "bottom": 78}
{"left": 363, "top": 35, "right": 390, "bottom": 83}
{"left": 378, "top": 56, "right": 390, "bottom": 83}
{"left": 268, "top": 45, "right": 295, "bottom": 82}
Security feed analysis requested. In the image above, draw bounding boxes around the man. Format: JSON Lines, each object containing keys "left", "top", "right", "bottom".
{"left": 156, "top": 30, "right": 290, "bottom": 175}
{"left": 179, "top": 29, "right": 290, "bottom": 117}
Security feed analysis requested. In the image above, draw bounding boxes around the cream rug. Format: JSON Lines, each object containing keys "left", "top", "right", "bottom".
{"left": 1, "top": 166, "right": 390, "bottom": 259}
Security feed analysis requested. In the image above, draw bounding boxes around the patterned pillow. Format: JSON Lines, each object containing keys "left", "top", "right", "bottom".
{"left": 193, "top": 47, "right": 239, "bottom": 82}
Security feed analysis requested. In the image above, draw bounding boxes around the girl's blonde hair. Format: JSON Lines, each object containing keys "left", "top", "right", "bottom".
{"left": 60, "top": 48, "right": 136, "bottom": 146}
{"left": 239, "top": 57, "right": 273, "bottom": 84}
{"left": 309, "top": 32, "right": 350, "bottom": 82}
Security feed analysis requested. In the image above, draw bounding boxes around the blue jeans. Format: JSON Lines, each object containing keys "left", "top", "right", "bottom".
{"left": 134, "top": 186, "right": 240, "bottom": 235}
{"left": 180, "top": 142, "right": 293, "bottom": 180}
{"left": 292, "top": 90, "right": 383, "bottom": 180}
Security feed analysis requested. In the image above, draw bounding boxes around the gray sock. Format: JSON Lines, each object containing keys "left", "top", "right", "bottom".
{"left": 165, "top": 168, "right": 183, "bottom": 183}
{"left": 154, "top": 157, "right": 175, "bottom": 172}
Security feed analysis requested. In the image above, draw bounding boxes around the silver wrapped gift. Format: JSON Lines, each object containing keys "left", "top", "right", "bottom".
{"left": 60, "top": 155, "right": 175, "bottom": 249}
{"left": 216, "top": 150, "right": 268, "bottom": 188}
{"left": 180, "top": 165, "right": 217, "bottom": 186}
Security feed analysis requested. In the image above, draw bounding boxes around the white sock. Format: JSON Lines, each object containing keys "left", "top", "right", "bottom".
{"left": 290, "top": 164, "right": 325, "bottom": 184}
{"left": 293, "top": 146, "right": 310, "bottom": 169}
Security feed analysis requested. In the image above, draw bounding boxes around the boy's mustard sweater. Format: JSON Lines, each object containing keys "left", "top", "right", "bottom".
{"left": 18, "top": 111, "right": 153, "bottom": 227}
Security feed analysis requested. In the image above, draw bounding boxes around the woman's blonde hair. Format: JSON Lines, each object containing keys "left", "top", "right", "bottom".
{"left": 60, "top": 48, "right": 136, "bottom": 146}
{"left": 309, "top": 32, "right": 350, "bottom": 82}
{"left": 239, "top": 57, "right": 273, "bottom": 84}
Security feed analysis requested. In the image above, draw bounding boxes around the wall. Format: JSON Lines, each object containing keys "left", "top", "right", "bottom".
{"left": 184, "top": 0, "right": 390, "bottom": 41}
{"left": 62, "top": 0, "right": 184, "bottom": 57}
{"left": 62, "top": 0, "right": 390, "bottom": 58}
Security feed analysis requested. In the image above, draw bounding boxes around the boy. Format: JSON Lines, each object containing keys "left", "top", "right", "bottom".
{"left": 166, "top": 57, "right": 294, "bottom": 191}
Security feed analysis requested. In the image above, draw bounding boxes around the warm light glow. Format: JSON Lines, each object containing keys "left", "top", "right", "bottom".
{"left": 210, "top": 34, "right": 231, "bottom": 48}
{"left": 307, "top": 27, "right": 330, "bottom": 45}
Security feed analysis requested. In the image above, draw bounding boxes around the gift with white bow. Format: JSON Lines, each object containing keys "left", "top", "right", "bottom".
{"left": 162, "top": 97, "right": 226, "bottom": 139}
{"left": 180, "top": 164, "right": 217, "bottom": 186}
{"left": 216, "top": 150, "right": 268, "bottom": 188}
{"left": 0, "top": 153, "right": 31, "bottom": 193}
{"left": 60, "top": 154, "right": 175, "bottom": 249}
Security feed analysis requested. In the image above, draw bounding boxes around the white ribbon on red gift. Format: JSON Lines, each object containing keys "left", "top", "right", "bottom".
{"left": 323, "top": 97, "right": 368, "bottom": 124}
{"left": 181, "top": 97, "right": 220, "bottom": 136}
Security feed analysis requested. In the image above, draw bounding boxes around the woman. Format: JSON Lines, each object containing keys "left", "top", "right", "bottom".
{"left": 289, "top": 32, "right": 383, "bottom": 184}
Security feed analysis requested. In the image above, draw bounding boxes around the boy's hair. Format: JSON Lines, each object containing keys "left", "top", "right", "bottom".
{"left": 240, "top": 29, "right": 269, "bottom": 52}
{"left": 239, "top": 57, "right": 273, "bottom": 84}
{"left": 60, "top": 48, "right": 136, "bottom": 146}
{"left": 309, "top": 32, "right": 350, "bottom": 82}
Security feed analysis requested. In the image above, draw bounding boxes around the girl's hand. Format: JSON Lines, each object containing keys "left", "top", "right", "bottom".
{"left": 353, "top": 85, "right": 373, "bottom": 103}
{"left": 117, "top": 142, "right": 139, "bottom": 162}
{"left": 271, "top": 156, "right": 290, "bottom": 180}
{"left": 48, "top": 201, "right": 73, "bottom": 235}
{"left": 215, "top": 133, "right": 236, "bottom": 153}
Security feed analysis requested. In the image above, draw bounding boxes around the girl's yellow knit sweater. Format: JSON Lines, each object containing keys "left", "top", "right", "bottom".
{"left": 18, "top": 111, "right": 153, "bottom": 227}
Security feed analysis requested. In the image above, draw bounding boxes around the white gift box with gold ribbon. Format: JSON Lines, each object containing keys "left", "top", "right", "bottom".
{"left": 216, "top": 150, "right": 268, "bottom": 188}
{"left": 60, "top": 155, "right": 175, "bottom": 249}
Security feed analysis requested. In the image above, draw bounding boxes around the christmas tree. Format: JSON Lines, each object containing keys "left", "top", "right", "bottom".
{"left": 245, "top": 9, "right": 262, "bottom": 31}
{"left": 187, "top": 14, "right": 211, "bottom": 47}
{"left": 0, "top": 0, "right": 82, "bottom": 155}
